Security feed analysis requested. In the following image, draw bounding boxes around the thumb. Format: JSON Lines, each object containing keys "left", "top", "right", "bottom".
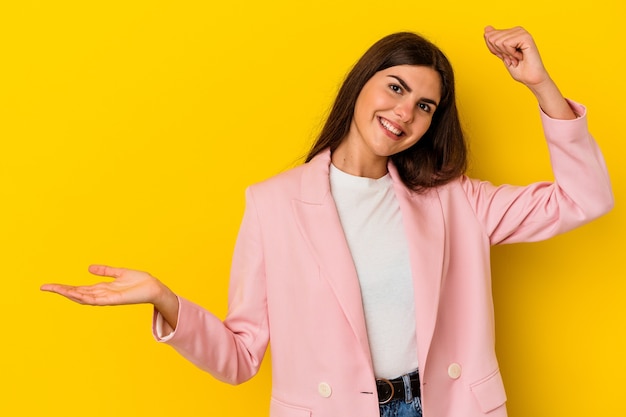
{"left": 88, "top": 264, "right": 126, "bottom": 278}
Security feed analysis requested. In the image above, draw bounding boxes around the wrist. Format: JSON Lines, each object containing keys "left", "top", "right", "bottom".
{"left": 527, "top": 78, "right": 576, "bottom": 120}
{"left": 153, "top": 280, "right": 176, "bottom": 311}
{"left": 526, "top": 76, "right": 557, "bottom": 98}
{"left": 152, "top": 280, "right": 180, "bottom": 329}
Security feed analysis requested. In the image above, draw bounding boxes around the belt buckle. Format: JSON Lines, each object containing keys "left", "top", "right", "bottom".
{"left": 376, "top": 378, "right": 395, "bottom": 405}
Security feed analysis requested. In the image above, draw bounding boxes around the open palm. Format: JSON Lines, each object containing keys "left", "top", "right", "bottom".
{"left": 41, "top": 265, "right": 162, "bottom": 306}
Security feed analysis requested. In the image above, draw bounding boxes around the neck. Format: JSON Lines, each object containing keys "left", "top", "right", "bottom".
{"left": 331, "top": 144, "right": 389, "bottom": 179}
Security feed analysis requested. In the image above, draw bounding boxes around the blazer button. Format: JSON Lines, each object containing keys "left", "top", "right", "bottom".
{"left": 318, "top": 382, "right": 332, "bottom": 398}
{"left": 448, "top": 363, "right": 462, "bottom": 379}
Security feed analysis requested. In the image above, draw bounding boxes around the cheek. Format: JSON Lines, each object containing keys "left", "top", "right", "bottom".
{"left": 354, "top": 88, "right": 389, "bottom": 119}
{"left": 403, "top": 137, "right": 422, "bottom": 151}
{"left": 416, "top": 117, "right": 434, "bottom": 135}
{"left": 351, "top": 97, "right": 366, "bottom": 124}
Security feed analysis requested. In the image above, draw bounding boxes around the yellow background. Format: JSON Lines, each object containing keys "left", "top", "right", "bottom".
{"left": 1, "top": 0, "right": 624, "bottom": 416}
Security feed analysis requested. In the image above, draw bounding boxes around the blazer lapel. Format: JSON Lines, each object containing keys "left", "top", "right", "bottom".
{"left": 388, "top": 162, "right": 445, "bottom": 374}
{"left": 291, "top": 150, "right": 373, "bottom": 366}
{"left": 291, "top": 150, "right": 446, "bottom": 375}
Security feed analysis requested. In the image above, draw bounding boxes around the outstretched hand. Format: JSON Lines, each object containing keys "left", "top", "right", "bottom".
{"left": 41, "top": 265, "right": 180, "bottom": 328}
{"left": 41, "top": 265, "right": 165, "bottom": 306}
{"left": 483, "top": 26, "right": 550, "bottom": 88}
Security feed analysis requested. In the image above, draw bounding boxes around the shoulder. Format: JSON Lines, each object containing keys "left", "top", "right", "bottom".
{"left": 430, "top": 174, "right": 473, "bottom": 197}
{"left": 248, "top": 149, "right": 331, "bottom": 202}
{"left": 429, "top": 175, "right": 495, "bottom": 212}
{"left": 248, "top": 163, "right": 309, "bottom": 196}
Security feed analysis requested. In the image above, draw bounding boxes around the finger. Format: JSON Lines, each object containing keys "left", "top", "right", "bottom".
{"left": 489, "top": 27, "right": 530, "bottom": 57}
{"left": 88, "top": 264, "right": 126, "bottom": 279}
{"left": 483, "top": 26, "right": 509, "bottom": 61}
{"left": 483, "top": 25, "right": 498, "bottom": 51}
{"left": 41, "top": 283, "right": 117, "bottom": 305}
{"left": 484, "top": 31, "right": 525, "bottom": 67}
{"left": 41, "top": 283, "right": 82, "bottom": 293}
{"left": 40, "top": 283, "right": 93, "bottom": 303}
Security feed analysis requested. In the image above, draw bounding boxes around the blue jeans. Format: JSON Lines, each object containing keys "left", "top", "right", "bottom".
{"left": 379, "top": 397, "right": 423, "bottom": 417}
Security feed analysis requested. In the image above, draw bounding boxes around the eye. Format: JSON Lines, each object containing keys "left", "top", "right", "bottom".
{"left": 389, "top": 84, "right": 403, "bottom": 94}
{"left": 418, "top": 102, "right": 432, "bottom": 113}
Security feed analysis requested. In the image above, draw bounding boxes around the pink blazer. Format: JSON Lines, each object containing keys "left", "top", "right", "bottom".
{"left": 154, "top": 101, "right": 613, "bottom": 417}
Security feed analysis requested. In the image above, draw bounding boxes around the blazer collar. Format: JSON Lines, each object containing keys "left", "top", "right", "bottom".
{"left": 299, "top": 148, "right": 334, "bottom": 204}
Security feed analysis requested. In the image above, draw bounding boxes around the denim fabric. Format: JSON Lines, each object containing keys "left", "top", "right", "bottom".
{"left": 378, "top": 369, "right": 422, "bottom": 417}
{"left": 379, "top": 396, "right": 422, "bottom": 417}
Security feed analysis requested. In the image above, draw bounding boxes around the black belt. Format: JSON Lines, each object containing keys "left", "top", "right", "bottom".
{"left": 376, "top": 372, "right": 421, "bottom": 405}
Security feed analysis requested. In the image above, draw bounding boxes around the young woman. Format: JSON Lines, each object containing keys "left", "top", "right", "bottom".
{"left": 41, "top": 26, "right": 613, "bottom": 417}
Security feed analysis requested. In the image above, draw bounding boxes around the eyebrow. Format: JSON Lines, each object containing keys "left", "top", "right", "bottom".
{"left": 388, "top": 75, "right": 439, "bottom": 107}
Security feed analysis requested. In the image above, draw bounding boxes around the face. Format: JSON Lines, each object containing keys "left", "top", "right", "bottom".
{"left": 342, "top": 65, "right": 442, "bottom": 166}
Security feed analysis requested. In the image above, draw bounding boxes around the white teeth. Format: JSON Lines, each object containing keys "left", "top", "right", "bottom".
{"left": 379, "top": 118, "right": 402, "bottom": 136}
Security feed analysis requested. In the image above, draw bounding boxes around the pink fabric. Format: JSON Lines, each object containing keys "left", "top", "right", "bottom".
{"left": 153, "top": 101, "right": 613, "bottom": 417}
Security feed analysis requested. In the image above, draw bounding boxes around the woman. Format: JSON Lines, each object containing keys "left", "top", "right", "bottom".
{"left": 41, "top": 26, "right": 613, "bottom": 417}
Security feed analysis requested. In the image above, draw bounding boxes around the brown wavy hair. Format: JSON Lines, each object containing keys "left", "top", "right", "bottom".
{"left": 306, "top": 32, "right": 467, "bottom": 192}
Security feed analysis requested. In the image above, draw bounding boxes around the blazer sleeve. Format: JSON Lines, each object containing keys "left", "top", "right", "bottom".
{"left": 152, "top": 187, "right": 270, "bottom": 385}
{"left": 462, "top": 100, "right": 614, "bottom": 245}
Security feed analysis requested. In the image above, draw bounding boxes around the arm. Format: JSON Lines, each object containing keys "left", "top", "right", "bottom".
{"left": 154, "top": 187, "right": 270, "bottom": 384}
{"left": 41, "top": 188, "right": 270, "bottom": 384}
{"left": 462, "top": 102, "right": 613, "bottom": 245}
{"left": 461, "top": 27, "right": 613, "bottom": 244}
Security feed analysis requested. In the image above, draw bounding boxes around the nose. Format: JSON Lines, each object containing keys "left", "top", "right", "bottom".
{"left": 394, "top": 100, "right": 414, "bottom": 123}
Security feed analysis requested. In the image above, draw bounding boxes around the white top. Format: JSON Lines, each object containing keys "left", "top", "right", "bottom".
{"left": 329, "top": 164, "right": 418, "bottom": 379}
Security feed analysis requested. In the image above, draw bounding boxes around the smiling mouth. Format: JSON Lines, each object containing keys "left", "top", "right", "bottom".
{"left": 378, "top": 117, "right": 404, "bottom": 137}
